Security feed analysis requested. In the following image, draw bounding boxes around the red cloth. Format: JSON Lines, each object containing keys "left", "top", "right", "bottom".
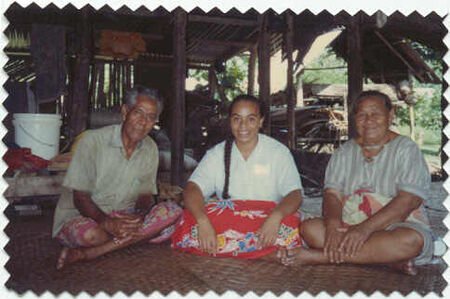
{"left": 4, "top": 148, "right": 50, "bottom": 172}
{"left": 171, "top": 200, "right": 302, "bottom": 259}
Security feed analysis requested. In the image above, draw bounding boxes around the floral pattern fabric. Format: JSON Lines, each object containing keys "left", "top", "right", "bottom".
{"left": 342, "top": 190, "right": 430, "bottom": 227}
{"left": 56, "top": 200, "right": 182, "bottom": 248}
{"left": 171, "top": 200, "right": 303, "bottom": 259}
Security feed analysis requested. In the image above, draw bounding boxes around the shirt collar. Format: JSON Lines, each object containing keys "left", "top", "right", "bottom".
{"left": 109, "top": 124, "right": 143, "bottom": 149}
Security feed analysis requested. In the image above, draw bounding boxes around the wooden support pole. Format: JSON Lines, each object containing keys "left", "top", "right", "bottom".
{"left": 347, "top": 14, "right": 363, "bottom": 138}
{"left": 258, "top": 13, "right": 271, "bottom": 134}
{"left": 208, "top": 66, "right": 216, "bottom": 100}
{"left": 171, "top": 9, "right": 187, "bottom": 187}
{"left": 295, "top": 70, "right": 304, "bottom": 107}
{"left": 374, "top": 31, "right": 424, "bottom": 82}
{"left": 409, "top": 105, "right": 416, "bottom": 141}
{"left": 68, "top": 8, "right": 92, "bottom": 139}
{"left": 210, "top": 68, "right": 227, "bottom": 103}
{"left": 247, "top": 45, "right": 257, "bottom": 95}
{"left": 286, "top": 12, "right": 296, "bottom": 150}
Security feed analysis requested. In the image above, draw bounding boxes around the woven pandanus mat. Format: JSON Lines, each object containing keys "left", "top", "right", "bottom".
{"left": 4, "top": 208, "right": 447, "bottom": 296}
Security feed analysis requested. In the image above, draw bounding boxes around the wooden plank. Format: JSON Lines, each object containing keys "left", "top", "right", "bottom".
{"left": 286, "top": 12, "right": 296, "bottom": 150}
{"left": 295, "top": 71, "right": 304, "bottom": 107}
{"left": 68, "top": 8, "right": 92, "bottom": 139}
{"left": 247, "top": 45, "right": 256, "bottom": 95}
{"left": 208, "top": 66, "right": 216, "bottom": 100}
{"left": 171, "top": 9, "right": 187, "bottom": 187}
{"left": 258, "top": 12, "right": 271, "bottom": 134}
{"left": 374, "top": 31, "right": 424, "bottom": 82}
{"left": 347, "top": 14, "right": 363, "bottom": 138}
{"left": 211, "top": 69, "right": 228, "bottom": 103}
{"left": 188, "top": 15, "right": 258, "bottom": 27}
{"left": 201, "top": 39, "right": 253, "bottom": 48}
{"left": 98, "top": 63, "right": 106, "bottom": 109}
{"left": 4, "top": 173, "right": 66, "bottom": 198}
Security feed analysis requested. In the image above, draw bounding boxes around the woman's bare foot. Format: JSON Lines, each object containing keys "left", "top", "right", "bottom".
{"left": 389, "top": 260, "right": 418, "bottom": 276}
{"left": 278, "top": 247, "right": 310, "bottom": 266}
{"left": 56, "top": 247, "right": 86, "bottom": 270}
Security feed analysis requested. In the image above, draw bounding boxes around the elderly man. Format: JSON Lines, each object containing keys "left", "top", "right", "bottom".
{"left": 53, "top": 85, "right": 181, "bottom": 269}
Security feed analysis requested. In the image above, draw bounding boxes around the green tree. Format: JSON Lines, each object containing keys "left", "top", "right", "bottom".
{"left": 302, "top": 47, "right": 347, "bottom": 84}
{"left": 395, "top": 42, "right": 442, "bottom": 131}
{"left": 188, "top": 55, "right": 249, "bottom": 101}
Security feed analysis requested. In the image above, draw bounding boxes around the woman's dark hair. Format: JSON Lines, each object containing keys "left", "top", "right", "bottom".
{"left": 351, "top": 90, "right": 393, "bottom": 115}
{"left": 222, "top": 95, "right": 265, "bottom": 199}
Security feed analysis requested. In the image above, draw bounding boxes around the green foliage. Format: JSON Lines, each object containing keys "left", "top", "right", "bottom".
{"left": 188, "top": 55, "right": 249, "bottom": 101}
{"left": 395, "top": 42, "right": 442, "bottom": 131}
{"left": 301, "top": 48, "right": 347, "bottom": 84}
{"left": 395, "top": 89, "right": 442, "bottom": 131}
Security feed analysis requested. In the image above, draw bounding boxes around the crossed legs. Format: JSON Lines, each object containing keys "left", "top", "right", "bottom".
{"left": 279, "top": 218, "right": 424, "bottom": 275}
{"left": 56, "top": 201, "right": 181, "bottom": 269}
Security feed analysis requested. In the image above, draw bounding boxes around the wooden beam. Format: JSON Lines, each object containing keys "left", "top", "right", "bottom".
{"left": 258, "top": 12, "right": 271, "bottom": 134}
{"left": 211, "top": 69, "right": 228, "bottom": 103}
{"left": 171, "top": 9, "right": 187, "bottom": 187}
{"left": 68, "top": 8, "right": 92, "bottom": 140}
{"left": 286, "top": 12, "right": 296, "bottom": 150}
{"left": 374, "top": 31, "right": 424, "bottom": 82}
{"left": 208, "top": 66, "right": 216, "bottom": 100}
{"left": 347, "top": 14, "right": 363, "bottom": 138}
{"left": 188, "top": 15, "right": 258, "bottom": 27}
{"left": 247, "top": 45, "right": 256, "bottom": 95}
{"left": 4, "top": 173, "right": 65, "bottom": 198}
{"left": 202, "top": 39, "right": 253, "bottom": 48}
{"left": 295, "top": 70, "right": 304, "bottom": 107}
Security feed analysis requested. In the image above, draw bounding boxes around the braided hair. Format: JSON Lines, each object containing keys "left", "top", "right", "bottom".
{"left": 222, "top": 95, "right": 265, "bottom": 200}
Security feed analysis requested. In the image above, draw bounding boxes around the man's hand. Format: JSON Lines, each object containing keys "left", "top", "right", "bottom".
{"left": 101, "top": 214, "right": 143, "bottom": 239}
{"left": 134, "top": 194, "right": 155, "bottom": 216}
{"left": 337, "top": 224, "right": 371, "bottom": 258}
{"left": 324, "top": 222, "right": 346, "bottom": 264}
{"left": 197, "top": 217, "right": 218, "bottom": 255}
{"left": 257, "top": 212, "right": 282, "bottom": 248}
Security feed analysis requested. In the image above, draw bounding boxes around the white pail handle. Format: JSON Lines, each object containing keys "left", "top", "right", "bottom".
{"left": 17, "top": 122, "right": 56, "bottom": 147}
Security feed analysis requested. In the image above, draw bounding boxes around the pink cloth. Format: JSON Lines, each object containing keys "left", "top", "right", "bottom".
{"left": 56, "top": 200, "right": 182, "bottom": 248}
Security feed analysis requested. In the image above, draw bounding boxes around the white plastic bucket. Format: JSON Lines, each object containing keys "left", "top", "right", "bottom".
{"left": 13, "top": 113, "right": 62, "bottom": 160}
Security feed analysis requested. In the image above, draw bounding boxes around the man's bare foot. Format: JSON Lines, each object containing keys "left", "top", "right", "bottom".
{"left": 389, "top": 260, "right": 418, "bottom": 276}
{"left": 56, "top": 247, "right": 86, "bottom": 270}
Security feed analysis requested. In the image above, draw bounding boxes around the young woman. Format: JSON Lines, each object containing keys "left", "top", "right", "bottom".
{"left": 172, "top": 95, "right": 304, "bottom": 259}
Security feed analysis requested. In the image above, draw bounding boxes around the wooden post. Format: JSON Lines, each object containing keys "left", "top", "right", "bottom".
{"left": 286, "top": 12, "right": 296, "bottom": 150}
{"left": 295, "top": 70, "right": 304, "bottom": 107}
{"left": 409, "top": 105, "right": 416, "bottom": 141}
{"left": 171, "top": 9, "right": 187, "bottom": 187}
{"left": 258, "top": 12, "right": 271, "bottom": 134}
{"left": 347, "top": 14, "right": 363, "bottom": 138}
{"left": 68, "top": 8, "right": 92, "bottom": 139}
{"left": 208, "top": 66, "right": 216, "bottom": 100}
{"left": 247, "top": 45, "right": 257, "bottom": 96}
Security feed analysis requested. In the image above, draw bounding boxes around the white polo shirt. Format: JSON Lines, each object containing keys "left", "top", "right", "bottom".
{"left": 190, "top": 134, "right": 303, "bottom": 202}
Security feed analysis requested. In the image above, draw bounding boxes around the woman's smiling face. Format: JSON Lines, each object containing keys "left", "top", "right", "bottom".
{"left": 355, "top": 96, "right": 393, "bottom": 145}
{"left": 229, "top": 100, "right": 264, "bottom": 146}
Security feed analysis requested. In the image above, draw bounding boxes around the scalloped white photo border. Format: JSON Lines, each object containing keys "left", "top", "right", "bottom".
{"left": 0, "top": 0, "right": 448, "bottom": 298}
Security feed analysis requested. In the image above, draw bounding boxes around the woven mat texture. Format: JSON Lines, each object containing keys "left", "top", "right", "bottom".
{"left": 4, "top": 183, "right": 448, "bottom": 296}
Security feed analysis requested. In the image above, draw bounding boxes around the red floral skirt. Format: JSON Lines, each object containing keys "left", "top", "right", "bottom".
{"left": 171, "top": 200, "right": 302, "bottom": 259}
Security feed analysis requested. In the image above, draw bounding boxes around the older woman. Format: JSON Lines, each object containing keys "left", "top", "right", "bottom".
{"left": 279, "top": 90, "right": 434, "bottom": 275}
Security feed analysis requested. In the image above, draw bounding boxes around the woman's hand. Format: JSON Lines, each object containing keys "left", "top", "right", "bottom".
{"left": 337, "top": 224, "right": 371, "bottom": 258}
{"left": 197, "top": 217, "right": 218, "bottom": 255}
{"left": 257, "top": 212, "right": 282, "bottom": 248}
{"left": 324, "top": 223, "right": 346, "bottom": 264}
